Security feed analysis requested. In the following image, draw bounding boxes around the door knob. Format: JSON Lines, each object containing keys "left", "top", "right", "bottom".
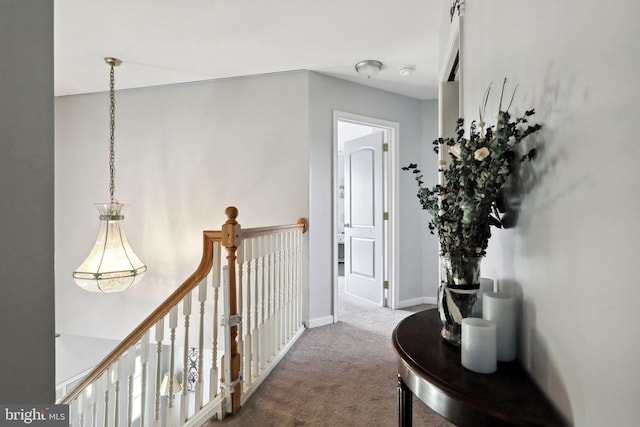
{"left": 344, "top": 223, "right": 350, "bottom": 228}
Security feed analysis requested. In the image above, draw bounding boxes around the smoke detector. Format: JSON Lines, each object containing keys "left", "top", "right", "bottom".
{"left": 399, "top": 65, "right": 416, "bottom": 76}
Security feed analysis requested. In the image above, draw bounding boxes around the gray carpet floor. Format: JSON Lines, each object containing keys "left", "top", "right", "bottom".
{"left": 209, "top": 277, "right": 456, "bottom": 427}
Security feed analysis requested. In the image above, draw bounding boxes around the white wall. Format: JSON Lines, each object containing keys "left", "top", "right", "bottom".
{"left": 420, "top": 100, "right": 441, "bottom": 300}
{"left": 56, "top": 72, "right": 309, "bottom": 340}
{"left": 0, "top": 0, "right": 55, "bottom": 402}
{"left": 458, "top": 1, "right": 640, "bottom": 425}
{"left": 55, "top": 335, "right": 120, "bottom": 384}
{"left": 55, "top": 69, "right": 439, "bottom": 353}
{"left": 308, "top": 72, "right": 439, "bottom": 320}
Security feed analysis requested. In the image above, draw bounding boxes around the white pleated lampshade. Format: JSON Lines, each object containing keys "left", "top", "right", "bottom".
{"left": 73, "top": 202, "right": 146, "bottom": 292}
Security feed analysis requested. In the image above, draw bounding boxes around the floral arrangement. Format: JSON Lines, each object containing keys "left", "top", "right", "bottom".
{"left": 403, "top": 80, "right": 541, "bottom": 259}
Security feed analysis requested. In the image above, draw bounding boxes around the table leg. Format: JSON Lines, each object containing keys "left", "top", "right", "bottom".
{"left": 397, "top": 374, "right": 412, "bottom": 427}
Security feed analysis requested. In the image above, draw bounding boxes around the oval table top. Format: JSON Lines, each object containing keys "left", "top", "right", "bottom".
{"left": 392, "top": 308, "right": 567, "bottom": 427}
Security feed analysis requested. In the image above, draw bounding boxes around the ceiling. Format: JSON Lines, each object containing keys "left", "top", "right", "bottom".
{"left": 54, "top": 0, "right": 446, "bottom": 99}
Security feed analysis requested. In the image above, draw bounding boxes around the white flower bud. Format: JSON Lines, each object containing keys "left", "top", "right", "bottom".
{"left": 474, "top": 147, "right": 490, "bottom": 161}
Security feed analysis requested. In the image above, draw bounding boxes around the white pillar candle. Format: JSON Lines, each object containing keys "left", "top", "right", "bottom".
{"left": 480, "top": 277, "right": 495, "bottom": 294}
{"left": 472, "top": 277, "right": 495, "bottom": 317}
{"left": 483, "top": 292, "right": 517, "bottom": 362}
{"left": 461, "top": 318, "right": 497, "bottom": 374}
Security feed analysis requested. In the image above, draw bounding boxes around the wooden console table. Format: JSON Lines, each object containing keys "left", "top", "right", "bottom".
{"left": 392, "top": 309, "right": 567, "bottom": 427}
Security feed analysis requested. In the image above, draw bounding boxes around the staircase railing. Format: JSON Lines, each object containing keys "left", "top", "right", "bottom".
{"left": 58, "top": 206, "right": 308, "bottom": 427}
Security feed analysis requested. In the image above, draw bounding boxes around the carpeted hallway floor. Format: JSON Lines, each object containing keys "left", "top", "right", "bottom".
{"left": 209, "top": 277, "right": 456, "bottom": 427}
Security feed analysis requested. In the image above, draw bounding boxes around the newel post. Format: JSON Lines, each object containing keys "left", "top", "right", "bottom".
{"left": 221, "top": 206, "right": 242, "bottom": 414}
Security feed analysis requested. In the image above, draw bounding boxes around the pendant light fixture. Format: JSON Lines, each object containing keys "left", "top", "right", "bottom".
{"left": 73, "top": 57, "right": 147, "bottom": 293}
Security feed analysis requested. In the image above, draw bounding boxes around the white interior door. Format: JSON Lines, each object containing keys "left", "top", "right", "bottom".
{"left": 343, "top": 131, "right": 384, "bottom": 305}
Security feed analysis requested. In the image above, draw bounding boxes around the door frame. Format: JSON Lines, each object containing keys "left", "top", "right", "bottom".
{"left": 332, "top": 110, "right": 400, "bottom": 321}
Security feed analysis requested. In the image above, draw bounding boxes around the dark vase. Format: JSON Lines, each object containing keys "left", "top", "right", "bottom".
{"left": 438, "top": 256, "right": 482, "bottom": 346}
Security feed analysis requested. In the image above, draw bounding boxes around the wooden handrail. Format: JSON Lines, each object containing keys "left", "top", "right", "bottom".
{"left": 60, "top": 207, "right": 308, "bottom": 406}
{"left": 241, "top": 218, "right": 308, "bottom": 238}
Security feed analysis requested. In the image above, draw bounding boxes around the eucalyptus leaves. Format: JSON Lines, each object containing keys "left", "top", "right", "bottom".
{"left": 403, "top": 81, "right": 541, "bottom": 259}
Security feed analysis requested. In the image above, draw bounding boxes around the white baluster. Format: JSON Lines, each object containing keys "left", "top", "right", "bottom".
{"left": 284, "top": 231, "right": 291, "bottom": 340}
{"left": 69, "top": 397, "right": 78, "bottom": 427}
{"left": 253, "top": 237, "right": 264, "bottom": 375}
{"left": 292, "top": 229, "right": 298, "bottom": 330}
{"left": 272, "top": 234, "right": 279, "bottom": 354}
{"left": 113, "top": 362, "right": 120, "bottom": 427}
{"left": 237, "top": 239, "right": 247, "bottom": 394}
{"left": 243, "top": 239, "right": 252, "bottom": 388}
{"left": 291, "top": 230, "right": 296, "bottom": 330}
{"left": 287, "top": 231, "right": 292, "bottom": 336}
{"left": 251, "top": 237, "right": 260, "bottom": 380}
{"left": 287, "top": 231, "right": 293, "bottom": 339}
{"left": 278, "top": 234, "right": 287, "bottom": 352}
{"left": 127, "top": 350, "right": 135, "bottom": 427}
{"left": 140, "top": 332, "right": 150, "bottom": 427}
{"left": 276, "top": 233, "right": 284, "bottom": 349}
{"left": 290, "top": 230, "right": 297, "bottom": 335}
{"left": 91, "top": 382, "right": 98, "bottom": 427}
{"left": 180, "top": 292, "right": 192, "bottom": 424}
{"left": 195, "top": 279, "right": 207, "bottom": 410}
{"left": 210, "top": 242, "right": 221, "bottom": 400}
{"left": 285, "top": 231, "right": 292, "bottom": 338}
{"left": 81, "top": 393, "right": 87, "bottom": 427}
{"left": 258, "top": 235, "right": 267, "bottom": 372}
{"left": 103, "top": 370, "right": 110, "bottom": 427}
{"left": 296, "top": 228, "right": 303, "bottom": 328}
{"left": 268, "top": 234, "right": 276, "bottom": 360}
{"left": 82, "top": 389, "right": 89, "bottom": 427}
{"left": 281, "top": 232, "right": 287, "bottom": 347}
{"left": 154, "top": 318, "right": 164, "bottom": 426}
{"left": 221, "top": 265, "right": 233, "bottom": 416}
{"left": 281, "top": 231, "right": 287, "bottom": 342}
{"left": 168, "top": 306, "right": 179, "bottom": 427}
{"left": 264, "top": 234, "right": 271, "bottom": 362}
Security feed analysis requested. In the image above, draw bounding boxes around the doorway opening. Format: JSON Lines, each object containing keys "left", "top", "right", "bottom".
{"left": 333, "top": 111, "right": 399, "bottom": 322}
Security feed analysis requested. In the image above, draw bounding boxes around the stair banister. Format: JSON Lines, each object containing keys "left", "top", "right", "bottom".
{"left": 59, "top": 227, "right": 221, "bottom": 405}
{"left": 59, "top": 206, "right": 309, "bottom": 425}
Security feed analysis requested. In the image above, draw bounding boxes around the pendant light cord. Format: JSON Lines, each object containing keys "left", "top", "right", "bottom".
{"left": 108, "top": 64, "right": 117, "bottom": 204}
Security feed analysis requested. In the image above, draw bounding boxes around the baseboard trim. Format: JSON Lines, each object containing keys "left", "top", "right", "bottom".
{"left": 397, "top": 296, "right": 437, "bottom": 309}
{"left": 241, "top": 326, "right": 306, "bottom": 404}
{"left": 308, "top": 315, "right": 334, "bottom": 328}
{"left": 308, "top": 299, "right": 437, "bottom": 325}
